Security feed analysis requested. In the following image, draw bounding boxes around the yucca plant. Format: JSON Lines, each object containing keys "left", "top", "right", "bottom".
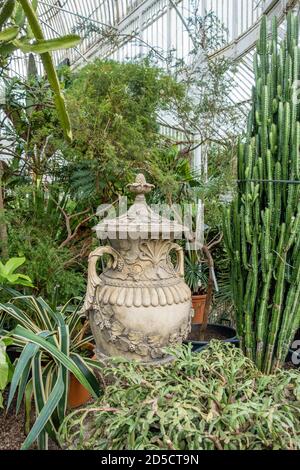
{"left": 184, "top": 251, "right": 208, "bottom": 295}
{"left": 223, "top": 13, "right": 300, "bottom": 373}
{"left": 0, "top": 291, "right": 101, "bottom": 449}
{"left": 0, "top": 0, "right": 81, "bottom": 140}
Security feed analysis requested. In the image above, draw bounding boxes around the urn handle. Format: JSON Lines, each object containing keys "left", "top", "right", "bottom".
{"left": 168, "top": 243, "right": 184, "bottom": 278}
{"left": 82, "top": 246, "right": 120, "bottom": 314}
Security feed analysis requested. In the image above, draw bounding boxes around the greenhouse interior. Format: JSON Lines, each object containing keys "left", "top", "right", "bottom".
{"left": 0, "top": 0, "right": 300, "bottom": 453}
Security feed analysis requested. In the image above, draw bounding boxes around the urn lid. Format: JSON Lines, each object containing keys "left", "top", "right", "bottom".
{"left": 94, "top": 173, "right": 192, "bottom": 240}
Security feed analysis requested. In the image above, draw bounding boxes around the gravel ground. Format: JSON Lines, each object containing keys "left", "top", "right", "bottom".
{"left": 0, "top": 389, "right": 60, "bottom": 450}
{"left": 0, "top": 389, "right": 28, "bottom": 450}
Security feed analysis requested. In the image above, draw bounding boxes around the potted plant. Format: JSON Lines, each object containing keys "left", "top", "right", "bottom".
{"left": 184, "top": 250, "right": 208, "bottom": 324}
{"left": 185, "top": 234, "right": 237, "bottom": 351}
{"left": 0, "top": 291, "right": 101, "bottom": 449}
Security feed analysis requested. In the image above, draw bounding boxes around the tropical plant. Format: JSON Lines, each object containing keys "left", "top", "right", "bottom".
{"left": 0, "top": 0, "right": 80, "bottom": 140}
{"left": 59, "top": 340, "right": 300, "bottom": 450}
{"left": 64, "top": 59, "right": 185, "bottom": 204}
{"left": 0, "top": 256, "right": 32, "bottom": 286}
{"left": 0, "top": 336, "right": 13, "bottom": 408}
{"left": 0, "top": 292, "right": 101, "bottom": 449}
{"left": 223, "top": 13, "right": 300, "bottom": 373}
{"left": 184, "top": 250, "right": 207, "bottom": 295}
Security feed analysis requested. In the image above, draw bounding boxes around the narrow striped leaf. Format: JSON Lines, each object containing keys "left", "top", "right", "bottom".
{"left": 0, "top": 0, "right": 15, "bottom": 27}
{"left": 13, "top": 326, "right": 98, "bottom": 398}
{"left": 32, "top": 352, "right": 57, "bottom": 446}
{"left": 22, "top": 368, "right": 64, "bottom": 450}
{"left": 57, "top": 320, "right": 69, "bottom": 423}
{"left": 70, "top": 352, "right": 100, "bottom": 397}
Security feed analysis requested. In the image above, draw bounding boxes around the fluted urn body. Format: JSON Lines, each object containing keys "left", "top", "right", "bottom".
{"left": 82, "top": 174, "right": 193, "bottom": 363}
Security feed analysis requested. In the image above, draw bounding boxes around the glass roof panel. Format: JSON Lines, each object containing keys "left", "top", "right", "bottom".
{"left": 4, "top": 1, "right": 300, "bottom": 115}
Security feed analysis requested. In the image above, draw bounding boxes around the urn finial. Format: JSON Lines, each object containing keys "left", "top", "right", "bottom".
{"left": 127, "top": 173, "right": 155, "bottom": 197}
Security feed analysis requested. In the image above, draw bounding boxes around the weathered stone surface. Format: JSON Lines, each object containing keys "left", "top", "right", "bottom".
{"left": 82, "top": 174, "right": 193, "bottom": 363}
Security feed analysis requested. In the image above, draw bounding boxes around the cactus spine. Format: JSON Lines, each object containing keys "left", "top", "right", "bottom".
{"left": 223, "top": 13, "right": 300, "bottom": 373}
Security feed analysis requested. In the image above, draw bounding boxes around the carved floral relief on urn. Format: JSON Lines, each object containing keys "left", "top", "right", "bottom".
{"left": 82, "top": 174, "right": 193, "bottom": 363}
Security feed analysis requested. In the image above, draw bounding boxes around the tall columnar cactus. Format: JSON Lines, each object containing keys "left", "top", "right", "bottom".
{"left": 223, "top": 13, "right": 300, "bottom": 373}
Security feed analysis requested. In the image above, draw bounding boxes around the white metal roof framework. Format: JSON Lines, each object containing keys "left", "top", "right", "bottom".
{"left": 9, "top": 1, "right": 299, "bottom": 92}
{"left": 4, "top": 0, "right": 300, "bottom": 171}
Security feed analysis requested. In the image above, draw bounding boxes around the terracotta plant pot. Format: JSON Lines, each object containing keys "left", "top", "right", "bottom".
{"left": 68, "top": 353, "right": 96, "bottom": 409}
{"left": 68, "top": 374, "right": 92, "bottom": 409}
{"left": 191, "top": 294, "right": 207, "bottom": 324}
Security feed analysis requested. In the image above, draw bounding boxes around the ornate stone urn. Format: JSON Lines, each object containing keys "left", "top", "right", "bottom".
{"left": 82, "top": 174, "right": 192, "bottom": 363}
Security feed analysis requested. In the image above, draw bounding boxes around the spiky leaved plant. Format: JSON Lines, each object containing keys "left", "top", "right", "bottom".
{"left": 223, "top": 13, "right": 300, "bottom": 373}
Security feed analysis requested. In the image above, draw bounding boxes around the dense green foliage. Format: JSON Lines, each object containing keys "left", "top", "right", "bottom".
{"left": 0, "top": 257, "right": 32, "bottom": 286}
{"left": 59, "top": 341, "right": 300, "bottom": 450}
{"left": 223, "top": 14, "right": 300, "bottom": 372}
{"left": 65, "top": 59, "right": 185, "bottom": 203}
{"left": 2, "top": 60, "right": 197, "bottom": 305}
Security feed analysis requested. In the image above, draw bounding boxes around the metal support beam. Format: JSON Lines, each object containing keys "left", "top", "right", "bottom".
{"left": 209, "top": 0, "right": 298, "bottom": 61}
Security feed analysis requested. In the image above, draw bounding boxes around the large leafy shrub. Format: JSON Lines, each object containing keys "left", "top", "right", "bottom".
{"left": 60, "top": 341, "right": 300, "bottom": 450}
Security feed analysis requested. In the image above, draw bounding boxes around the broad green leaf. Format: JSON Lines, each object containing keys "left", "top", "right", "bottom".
{"left": 16, "top": 34, "right": 81, "bottom": 54}
{"left": 32, "top": 352, "right": 58, "bottom": 446}
{"left": 2, "top": 257, "right": 26, "bottom": 275}
{"left": 16, "top": 356, "right": 32, "bottom": 414}
{"left": 13, "top": 2, "right": 25, "bottom": 26}
{"left": 0, "top": 0, "right": 15, "bottom": 27}
{"left": 7, "top": 341, "right": 40, "bottom": 409}
{"left": 24, "top": 379, "right": 33, "bottom": 435}
{"left": 57, "top": 320, "right": 69, "bottom": 423}
{"left": 0, "top": 340, "right": 9, "bottom": 389}
{"left": 0, "top": 25, "right": 19, "bottom": 41}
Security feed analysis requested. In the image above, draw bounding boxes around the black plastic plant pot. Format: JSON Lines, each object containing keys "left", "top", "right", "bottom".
{"left": 285, "top": 328, "right": 300, "bottom": 367}
{"left": 286, "top": 348, "right": 300, "bottom": 368}
{"left": 6, "top": 345, "right": 21, "bottom": 363}
{"left": 184, "top": 323, "right": 238, "bottom": 353}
